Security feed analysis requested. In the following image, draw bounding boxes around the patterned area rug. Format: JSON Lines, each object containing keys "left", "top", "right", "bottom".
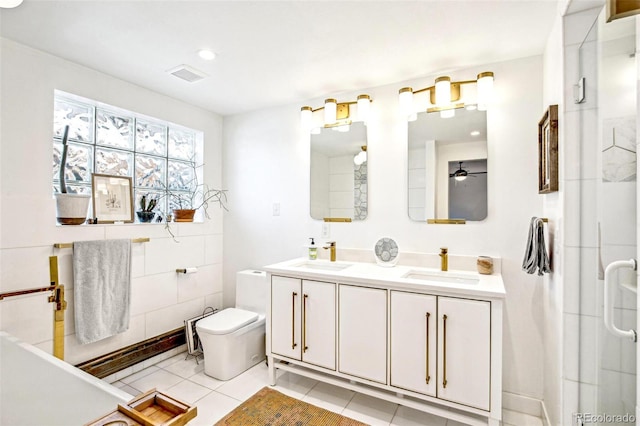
{"left": 214, "top": 386, "right": 368, "bottom": 425}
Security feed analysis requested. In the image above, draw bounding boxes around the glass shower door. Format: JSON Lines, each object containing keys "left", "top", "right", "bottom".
{"left": 579, "top": 8, "right": 638, "bottom": 425}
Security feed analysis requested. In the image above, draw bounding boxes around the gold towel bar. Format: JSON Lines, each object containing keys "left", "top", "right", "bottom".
{"left": 323, "top": 217, "right": 352, "bottom": 223}
{"left": 53, "top": 237, "right": 150, "bottom": 249}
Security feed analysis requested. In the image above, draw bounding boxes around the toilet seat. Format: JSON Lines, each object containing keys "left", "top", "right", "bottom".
{"left": 196, "top": 308, "right": 258, "bottom": 335}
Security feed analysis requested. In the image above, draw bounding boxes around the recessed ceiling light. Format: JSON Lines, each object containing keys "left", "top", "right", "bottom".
{"left": 197, "top": 49, "right": 216, "bottom": 61}
{"left": 0, "top": 0, "right": 23, "bottom": 8}
{"left": 470, "top": 130, "right": 481, "bottom": 136}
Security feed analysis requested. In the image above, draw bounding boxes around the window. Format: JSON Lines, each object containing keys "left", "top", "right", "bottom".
{"left": 52, "top": 91, "right": 203, "bottom": 222}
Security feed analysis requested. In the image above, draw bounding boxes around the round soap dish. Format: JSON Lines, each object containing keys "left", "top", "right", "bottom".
{"left": 374, "top": 237, "right": 399, "bottom": 267}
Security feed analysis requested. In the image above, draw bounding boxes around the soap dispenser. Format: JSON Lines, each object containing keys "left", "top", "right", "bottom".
{"left": 308, "top": 238, "right": 317, "bottom": 260}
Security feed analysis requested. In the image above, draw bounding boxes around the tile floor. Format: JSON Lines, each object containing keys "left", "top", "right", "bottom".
{"left": 105, "top": 350, "right": 542, "bottom": 426}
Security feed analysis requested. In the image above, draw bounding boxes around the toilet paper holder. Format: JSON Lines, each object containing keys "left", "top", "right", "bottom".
{"left": 176, "top": 267, "right": 198, "bottom": 274}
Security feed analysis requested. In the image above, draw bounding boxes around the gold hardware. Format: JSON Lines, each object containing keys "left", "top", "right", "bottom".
{"left": 426, "top": 103, "right": 465, "bottom": 114}
{"left": 323, "top": 241, "right": 336, "bottom": 262}
{"left": 303, "top": 294, "right": 308, "bottom": 353}
{"left": 427, "top": 219, "right": 466, "bottom": 224}
{"left": 541, "top": 218, "right": 549, "bottom": 223}
{"left": 54, "top": 237, "right": 150, "bottom": 249}
{"left": 50, "top": 256, "right": 66, "bottom": 360}
{"left": 426, "top": 312, "right": 431, "bottom": 384}
{"left": 292, "top": 291, "right": 298, "bottom": 350}
{"left": 440, "top": 248, "right": 448, "bottom": 272}
{"left": 324, "top": 119, "right": 353, "bottom": 129}
{"left": 443, "top": 314, "right": 448, "bottom": 388}
{"left": 323, "top": 217, "right": 352, "bottom": 222}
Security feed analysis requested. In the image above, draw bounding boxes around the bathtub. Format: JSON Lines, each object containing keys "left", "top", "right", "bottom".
{"left": 0, "top": 332, "right": 131, "bottom": 425}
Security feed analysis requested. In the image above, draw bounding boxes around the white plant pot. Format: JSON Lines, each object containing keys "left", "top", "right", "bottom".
{"left": 55, "top": 193, "right": 90, "bottom": 225}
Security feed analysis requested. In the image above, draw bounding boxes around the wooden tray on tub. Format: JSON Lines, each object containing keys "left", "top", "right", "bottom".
{"left": 85, "top": 388, "right": 197, "bottom": 426}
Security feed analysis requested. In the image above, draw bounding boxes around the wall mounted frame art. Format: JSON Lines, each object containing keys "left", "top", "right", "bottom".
{"left": 538, "top": 105, "right": 559, "bottom": 194}
{"left": 607, "top": 0, "right": 640, "bottom": 22}
{"left": 91, "top": 173, "right": 134, "bottom": 223}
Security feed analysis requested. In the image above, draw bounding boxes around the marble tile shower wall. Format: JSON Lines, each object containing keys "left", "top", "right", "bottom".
{"left": 0, "top": 222, "right": 224, "bottom": 365}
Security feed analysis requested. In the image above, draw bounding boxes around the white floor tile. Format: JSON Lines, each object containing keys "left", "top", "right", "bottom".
{"left": 128, "top": 369, "right": 184, "bottom": 393}
{"left": 163, "top": 356, "right": 204, "bottom": 378}
{"left": 119, "top": 365, "right": 160, "bottom": 385}
{"left": 188, "top": 390, "right": 242, "bottom": 426}
{"left": 342, "top": 392, "right": 399, "bottom": 426}
{"left": 156, "top": 352, "right": 186, "bottom": 368}
{"left": 271, "top": 371, "right": 318, "bottom": 400}
{"left": 214, "top": 368, "right": 271, "bottom": 402}
{"left": 502, "top": 409, "right": 543, "bottom": 426}
{"left": 166, "top": 380, "right": 212, "bottom": 405}
{"left": 391, "top": 405, "right": 447, "bottom": 426}
{"left": 189, "top": 370, "right": 226, "bottom": 390}
{"left": 110, "top": 381, "right": 139, "bottom": 398}
{"left": 302, "top": 381, "right": 356, "bottom": 413}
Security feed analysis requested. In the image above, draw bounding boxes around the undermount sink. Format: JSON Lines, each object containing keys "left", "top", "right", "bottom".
{"left": 292, "top": 260, "right": 353, "bottom": 271}
{"left": 402, "top": 270, "right": 480, "bottom": 285}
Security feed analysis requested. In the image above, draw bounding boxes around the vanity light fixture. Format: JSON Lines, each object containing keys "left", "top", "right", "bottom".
{"left": 398, "top": 71, "right": 494, "bottom": 119}
{"left": 300, "top": 94, "right": 373, "bottom": 133}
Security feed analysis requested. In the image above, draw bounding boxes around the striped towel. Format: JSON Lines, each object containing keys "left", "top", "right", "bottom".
{"left": 522, "top": 217, "right": 551, "bottom": 276}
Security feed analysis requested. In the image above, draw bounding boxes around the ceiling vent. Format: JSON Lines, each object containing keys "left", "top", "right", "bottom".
{"left": 167, "top": 64, "right": 208, "bottom": 83}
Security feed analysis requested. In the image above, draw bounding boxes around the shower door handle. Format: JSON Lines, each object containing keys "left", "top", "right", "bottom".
{"left": 604, "top": 259, "right": 637, "bottom": 342}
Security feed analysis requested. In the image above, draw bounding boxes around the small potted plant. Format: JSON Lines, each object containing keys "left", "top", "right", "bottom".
{"left": 136, "top": 194, "right": 158, "bottom": 223}
{"left": 164, "top": 160, "right": 228, "bottom": 222}
{"left": 54, "top": 125, "right": 91, "bottom": 225}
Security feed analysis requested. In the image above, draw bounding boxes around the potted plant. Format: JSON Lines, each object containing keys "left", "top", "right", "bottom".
{"left": 136, "top": 194, "right": 158, "bottom": 223}
{"left": 165, "top": 161, "right": 228, "bottom": 222}
{"left": 54, "top": 125, "right": 91, "bottom": 225}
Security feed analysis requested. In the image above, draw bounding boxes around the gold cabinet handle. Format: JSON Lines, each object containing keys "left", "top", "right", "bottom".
{"left": 303, "top": 294, "right": 309, "bottom": 352}
{"left": 442, "top": 314, "right": 448, "bottom": 388}
{"left": 426, "top": 312, "right": 431, "bottom": 384}
{"left": 292, "top": 292, "right": 298, "bottom": 350}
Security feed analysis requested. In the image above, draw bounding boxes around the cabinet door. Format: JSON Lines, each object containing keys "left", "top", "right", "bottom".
{"left": 270, "top": 276, "right": 301, "bottom": 360}
{"left": 301, "top": 280, "right": 336, "bottom": 370}
{"left": 338, "top": 285, "right": 387, "bottom": 384}
{"left": 438, "top": 297, "right": 491, "bottom": 410}
{"left": 390, "top": 291, "right": 437, "bottom": 396}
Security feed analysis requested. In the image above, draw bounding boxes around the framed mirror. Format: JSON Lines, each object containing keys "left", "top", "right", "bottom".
{"left": 408, "top": 108, "right": 488, "bottom": 222}
{"left": 310, "top": 122, "right": 367, "bottom": 221}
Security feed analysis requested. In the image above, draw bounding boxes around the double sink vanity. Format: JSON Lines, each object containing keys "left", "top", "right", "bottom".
{"left": 265, "top": 253, "right": 505, "bottom": 426}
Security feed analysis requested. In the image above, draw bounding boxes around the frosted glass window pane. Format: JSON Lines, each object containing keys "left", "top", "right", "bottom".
{"left": 136, "top": 154, "right": 166, "bottom": 189}
{"left": 52, "top": 183, "right": 92, "bottom": 195}
{"left": 97, "top": 109, "right": 134, "bottom": 149}
{"left": 168, "top": 191, "right": 194, "bottom": 210}
{"left": 134, "top": 190, "right": 166, "bottom": 216}
{"left": 168, "top": 129, "right": 195, "bottom": 160}
{"left": 96, "top": 148, "right": 133, "bottom": 176}
{"left": 52, "top": 141, "right": 93, "bottom": 184}
{"left": 168, "top": 160, "right": 195, "bottom": 191}
{"left": 54, "top": 98, "right": 93, "bottom": 142}
{"left": 136, "top": 120, "right": 167, "bottom": 156}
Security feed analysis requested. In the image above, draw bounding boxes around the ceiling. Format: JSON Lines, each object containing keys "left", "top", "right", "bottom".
{"left": 1, "top": 1, "right": 562, "bottom": 117}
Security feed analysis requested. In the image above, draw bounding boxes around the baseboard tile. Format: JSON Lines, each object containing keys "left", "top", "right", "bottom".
{"left": 503, "top": 391, "right": 542, "bottom": 417}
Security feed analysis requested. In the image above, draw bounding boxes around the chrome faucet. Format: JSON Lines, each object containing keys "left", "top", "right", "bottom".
{"left": 324, "top": 241, "right": 337, "bottom": 262}
{"left": 440, "top": 247, "right": 448, "bottom": 271}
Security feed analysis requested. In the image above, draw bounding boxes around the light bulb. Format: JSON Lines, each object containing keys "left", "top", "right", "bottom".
{"left": 398, "top": 87, "right": 414, "bottom": 117}
{"left": 357, "top": 94, "right": 371, "bottom": 122}
{"left": 435, "top": 76, "right": 451, "bottom": 106}
{"left": 324, "top": 99, "right": 337, "bottom": 124}
{"left": 0, "top": 0, "right": 23, "bottom": 8}
{"left": 477, "top": 72, "right": 494, "bottom": 110}
{"left": 300, "top": 106, "right": 312, "bottom": 130}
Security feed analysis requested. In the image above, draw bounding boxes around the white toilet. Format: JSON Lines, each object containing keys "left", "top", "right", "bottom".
{"left": 196, "top": 270, "right": 267, "bottom": 380}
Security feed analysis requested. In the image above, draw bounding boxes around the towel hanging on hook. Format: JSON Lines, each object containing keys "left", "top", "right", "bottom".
{"left": 522, "top": 217, "right": 551, "bottom": 276}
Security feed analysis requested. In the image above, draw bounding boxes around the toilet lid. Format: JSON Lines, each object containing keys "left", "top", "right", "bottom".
{"left": 196, "top": 308, "right": 258, "bottom": 335}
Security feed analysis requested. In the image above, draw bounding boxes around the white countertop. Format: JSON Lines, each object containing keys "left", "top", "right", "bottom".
{"left": 264, "top": 257, "right": 506, "bottom": 299}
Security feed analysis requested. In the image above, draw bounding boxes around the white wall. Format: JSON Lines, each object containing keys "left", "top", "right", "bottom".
{"left": 223, "top": 55, "right": 546, "bottom": 401}
{"left": 0, "top": 39, "right": 224, "bottom": 364}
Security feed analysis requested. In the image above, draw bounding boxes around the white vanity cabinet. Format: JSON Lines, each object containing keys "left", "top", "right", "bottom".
{"left": 270, "top": 276, "right": 336, "bottom": 370}
{"left": 438, "top": 296, "right": 491, "bottom": 410}
{"left": 339, "top": 285, "right": 387, "bottom": 384}
{"left": 390, "top": 291, "right": 438, "bottom": 396}
{"left": 266, "top": 259, "right": 504, "bottom": 426}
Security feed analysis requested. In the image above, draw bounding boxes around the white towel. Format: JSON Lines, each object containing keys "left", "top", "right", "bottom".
{"left": 73, "top": 239, "right": 131, "bottom": 344}
{"left": 522, "top": 217, "right": 551, "bottom": 276}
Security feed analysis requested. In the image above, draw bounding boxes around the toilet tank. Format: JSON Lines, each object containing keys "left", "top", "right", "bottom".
{"left": 236, "top": 270, "right": 267, "bottom": 315}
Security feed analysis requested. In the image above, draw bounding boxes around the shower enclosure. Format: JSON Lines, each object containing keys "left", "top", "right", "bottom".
{"left": 576, "top": 7, "right": 637, "bottom": 425}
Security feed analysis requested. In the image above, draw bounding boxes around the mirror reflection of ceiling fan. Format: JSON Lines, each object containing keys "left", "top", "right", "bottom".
{"left": 449, "top": 161, "right": 487, "bottom": 181}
